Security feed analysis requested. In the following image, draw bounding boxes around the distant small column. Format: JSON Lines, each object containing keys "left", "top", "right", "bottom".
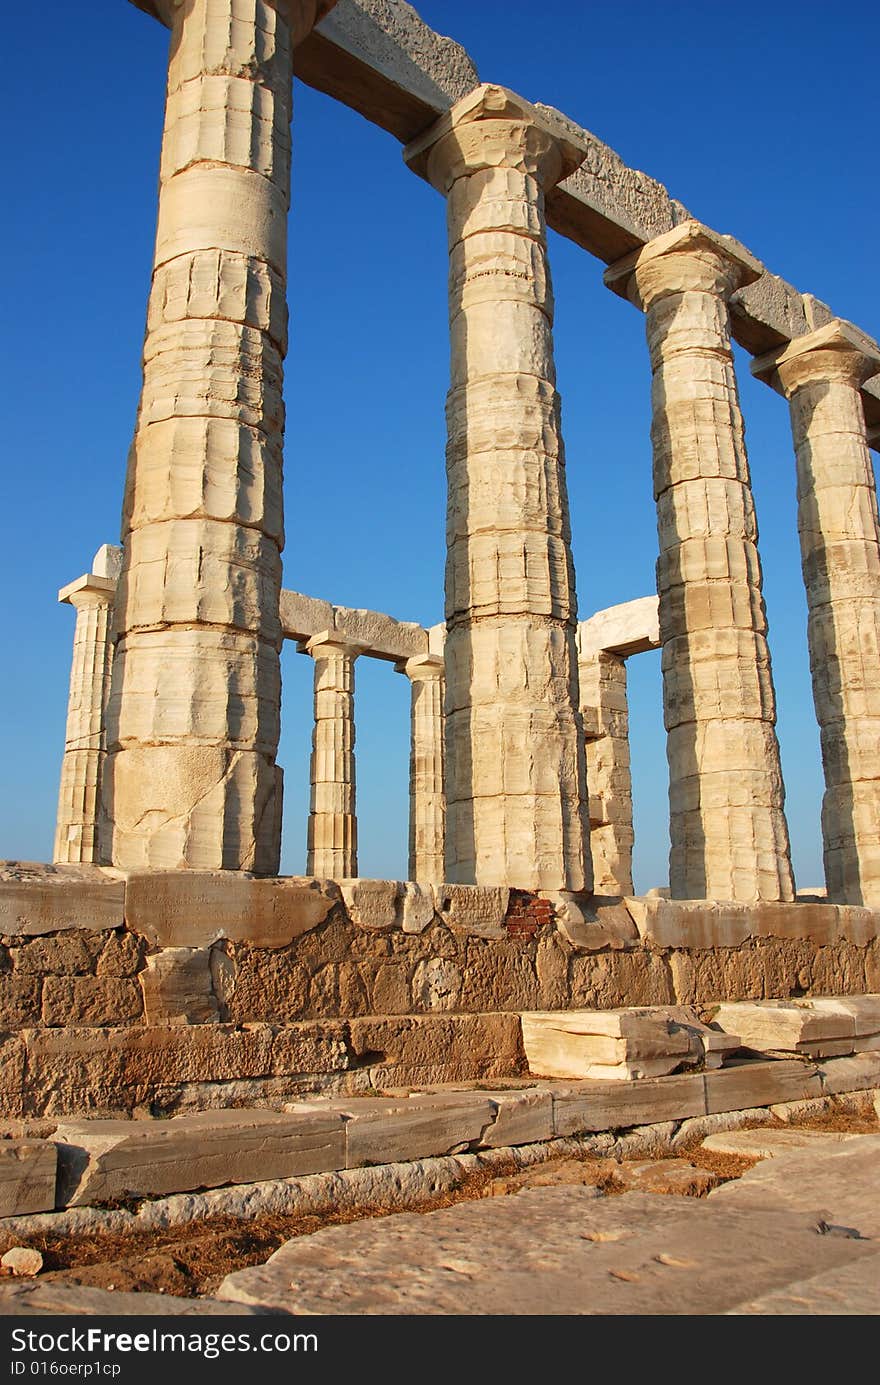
{"left": 606, "top": 221, "right": 795, "bottom": 903}
{"left": 303, "top": 633, "right": 360, "bottom": 878}
{"left": 54, "top": 547, "right": 122, "bottom": 864}
{"left": 399, "top": 654, "right": 446, "bottom": 884}
{"left": 754, "top": 321, "right": 880, "bottom": 904}
{"left": 579, "top": 650, "right": 634, "bottom": 895}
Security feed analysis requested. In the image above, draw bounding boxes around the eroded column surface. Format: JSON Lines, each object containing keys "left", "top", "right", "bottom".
{"left": 606, "top": 222, "right": 794, "bottom": 903}
{"left": 405, "top": 85, "right": 591, "bottom": 892}
{"left": 104, "top": 0, "right": 329, "bottom": 873}
{"left": 754, "top": 322, "right": 880, "bottom": 904}
{"left": 579, "top": 651, "right": 634, "bottom": 895}
{"left": 54, "top": 548, "right": 122, "bottom": 865}
{"left": 304, "top": 633, "right": 359, "bottom": 879}
{"left": 400, "top": 654, "right": 446, "bottom": 884}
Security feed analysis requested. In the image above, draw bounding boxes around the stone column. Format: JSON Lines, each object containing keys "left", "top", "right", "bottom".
{"left": 578, "top": 651, "right": 634, "bottom": 895}
{"left": 104, "top": 0, "right": 331, "bottom": 874}
{"left": 303, "top": 633, "right": 360, "bottom": 879}
{"left": 405, "top": 85, "right": 591, "bottom": 892}
{"left": 753, "top": 321, "right": 880, "bottom": 904}
{"left": 398, "top": 654, "right": 446, "bottom": 884}
{"left": 606, "top": 221, "right": 794, "bottom": 903}
{"left": 54, "top": 548, "right": 122, "bottom": 865}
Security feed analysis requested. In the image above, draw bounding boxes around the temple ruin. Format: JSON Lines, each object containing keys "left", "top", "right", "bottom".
{"left": 1, "top": 0, "right": 880, "bottom": 1239}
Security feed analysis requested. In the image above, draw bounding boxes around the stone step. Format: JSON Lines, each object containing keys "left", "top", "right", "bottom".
{"left": 521, "top": 1006, "right": 740, "bottom": 1081}
{"left": 712, "top": 997, "right": 880, "bottom": 1057}
{"left": 702, "top": 1128, "right": 857, "bottom": 1160}
{"left": 0, "top": 1140, "right": 57, "bottom": 1217}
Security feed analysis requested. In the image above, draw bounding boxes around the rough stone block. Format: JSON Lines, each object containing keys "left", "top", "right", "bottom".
{"left": 0, "top": 1140, "right": 57, "bottom": 1217}
{"left": 125, "top": 872, "right": 338, "bottom": 948}
{"left": 54, "top": 1108, "right": 348, "bottom": 1206}
{"left": 139, "top": 947, "right": 219, "bottom": 1024}
{"left": 41, "top": 978, "right": 142, "bottom": 1028}
{"left": 712, "top": 999, "right": 856, "bottom": 1052}
{"left": 0, "top": 977, "right": 42, "bottom": 1028}
{"left": 480, "top": 1088, "right": 555, "bottom": 1147}
{"left": 339, "top": 879, "right": 402, "bottom": 930}
{"left": 435, "top": 884, "right": 509, "bottom": 938}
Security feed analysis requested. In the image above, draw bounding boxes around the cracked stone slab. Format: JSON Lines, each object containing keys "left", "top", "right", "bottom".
{"left": 0, "top": 1281, "right": 277, "bottom": 1316}
{"left": 218, "top": 1184, "right": 877, "bottom": 1315}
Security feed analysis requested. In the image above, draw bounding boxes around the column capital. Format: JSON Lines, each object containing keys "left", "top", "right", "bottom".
{"left": 403, "top": 83, "right": 583, "bottom": 194}
{"left": 396, "top": 654, "right": 445, "bottom": 681}
{"left": 604, "top": 220, "right": 762, "bottom": 311}
{"left": 299, "top": 630, "right": 365, "bottom": 659}
{"left": 58, "top": 573, "right": 117, "bottom": 609}
{"left": 751, "top": 319, "right": 880, "bottom": 397}
{"left": 142, "top": 0, "right": 337, "bottom": 45}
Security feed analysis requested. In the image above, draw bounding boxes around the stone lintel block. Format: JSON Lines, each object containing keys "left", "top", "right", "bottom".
{"left": 577, "top": 595, "right": 660, "bottom": 659}
{"left": 0, "top": 874, "right": 125, "bottom": 939}
{"left": 729, "top": 271, "right": 810, "bottom": 356}
{"left": 54, "top": 1107, "right": 348, "bottom": 1207}
{"left": 551, "top": 1069, "right": 707, "bottom": 1136}
{"left": 604, "top": 220, "right": 763, "bottom": 305}
{"left": 622, "top": 897, "right": 879, "bottom": 949}
{"left": 435, "top": 883, "right": 509, "bottom": 939}
{"left": 294, "top": 0, "right": 480, "bottom": 143}
{"left": 715, "top": 997, "right": 859, "bottom": 1047}
{"left": 139, "top": 947, "right": 220, "bottom": 1025}
{"left": 57, "top": 573, "right": 117, "bottom": 607}
{"left": 816, "top": 1052, "right": 880, "bottom": 1095}
{"left": 752, "top": 318, "right": 880, "bottom": 392}
{"left": 0, "top": 1140, "right": 57, "bottom": 1217}
{"left": 702, "top": 1060, "right": 821, "bottom": 1114}
{"left": 125, "top": 871, "right": 339, "bottom": 948}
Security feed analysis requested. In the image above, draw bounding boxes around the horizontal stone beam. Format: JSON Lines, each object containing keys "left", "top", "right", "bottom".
{"left": 125, "top": 0, "right": 879, "bottom": 441}
{"left": 577, "top": 596, "right": 660, "bottom": 660}
{"left": 280, "top": 588, "right": 429, "bottom": 662}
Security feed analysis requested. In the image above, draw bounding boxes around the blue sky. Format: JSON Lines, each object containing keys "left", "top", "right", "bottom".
{"left": 1, "top": 1, "right": 877, "bottom": 890}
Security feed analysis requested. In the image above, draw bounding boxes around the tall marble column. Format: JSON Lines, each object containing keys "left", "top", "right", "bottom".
{"left": 405, "top": 84, "right": 591, "bottom": 892}
{"left": 754, "top": 320, "right": 880, "bottom": 904}
{"left": 303, "top": 633, "right": 360, "bottom": 879}
{"left": 54, "top": 548, "right": 122, "bottom": 865}
{"left": 399, "top": 654, "right": 446, "bottom": 884}
{"left": 104, "top": 0, "right": 331, "bottom": 874}
{"left": 579, "top": 650, "right": 634, "bottom": 895}
{"left": 606, "top": 222, "right": 794, "bottom": 903}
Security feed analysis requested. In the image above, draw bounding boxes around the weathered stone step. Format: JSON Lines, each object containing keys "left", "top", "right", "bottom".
{"left": 0, "top": 1141, "right": 56, "bottom": 1217}
{"left": 702, "top": 1128, "right": 857, "bottom": 1160}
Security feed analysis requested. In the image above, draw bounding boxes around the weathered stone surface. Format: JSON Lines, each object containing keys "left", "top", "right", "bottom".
{"left": 0, "top": 1142, "right": 57, "bottom": 1217}
{"left": 296, "top": 0, "right": 480, "bottom": 142}
{"left": 218, "top": 1183, "right": 877, "bottom": 1315}
{"left": 339, "top": 878, "right": 401, "bottom": 930}
{"left": 349, "top": 1012, "right": 524, "bottom": 1087}
{"left": 607, "top": 222, "right": 794, "bottom": 905}
{"left": 612, "top": 1158, "right": 718, "bottom": 1197}
{"left": 728, "top": 1256, "right": 880, "bottom": 1315}
{"left": 578, "top": 596, "right": 661, "bottom": 660}
{"left": 552, "top": 1070, "right": 708, "bottom": 1136}
{"left": 712, "top": 998, "right": 866, "bottom": 1053}
{"left": 125, "top": 872, "right": 338, "bottom": 948}
{"left": 139, "top": 947, "right": 219, "bottom": 1024}
{"left": 0, "top": 874, "right": 124, "bottom": 937}
{"left": 702, "top": 1127, "right": 855, "bottom": 1160}
{"left": 0, "top": 1282, "right": 272, "bottom": 1315}
{"left": 480, "top": 1088, "right": 555, "bottom": 1148}
{"left": 401, "top": 659, "right": 446, "bottom": 885}
{"left": 816, "top": 1052, "right": 880, "bottom": 1095}
{"left": 54, "top": 1108, "right": 348, "bottom": 1206}
{"left": 288, "top": 1092, "right": 494, "bottom": 1166}
{"left": 703, "top": 1060, "right": 821, "bottom": 1114}
{"left": 435, "top": 884, "right": 508, "bottom": 938}
{"left": 304, "top": 635, "right": 360, "bottom": 878}
{"left": 406, "top": 85, "right": 590, "bottom": 893}
{"left": 41, "top": 977, "right": 142, "bottom": 1028}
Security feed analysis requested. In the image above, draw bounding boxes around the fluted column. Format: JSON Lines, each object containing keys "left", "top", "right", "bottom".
{"left": 606, "top": 221, "right": 794, "bottom": 903}
{"left": 54, "top": 549, "right": 122, "bottom": 864}
{"left": 398, "top": 654, "right": 446, "bottom": 884}
{"left": 579, "top": 650, "right": 634, "bottom": 895}
{"left": 405, "top": 85, "right": 591, "bottom": 892}
{"left": 104, "top": 0, "right": 331, "bottom": 874}
{"left": 303, "top": 633, "right": 360, "bottom": 879}
{"left": 754, "top": 321, "right": 880, "bottom": 904}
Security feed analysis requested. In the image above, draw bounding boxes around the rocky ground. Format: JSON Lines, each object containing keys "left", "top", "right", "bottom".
{"left": 0, "top": 1104, "right": 876, "bottom": 1313}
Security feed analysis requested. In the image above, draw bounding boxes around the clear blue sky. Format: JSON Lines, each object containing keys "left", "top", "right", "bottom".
{"left": 2, "top": 1, "right": 877, "bottom": 891}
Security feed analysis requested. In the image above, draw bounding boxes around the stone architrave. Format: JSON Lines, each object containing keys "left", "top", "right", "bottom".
{"left": 54, "top": 548, "right": 123, "bottom": 865}
{"left": 302, "top": 632, "right": 361, "bottom": 879}
{"left": 753, "top": 321, "right": 880, "bottom": 905}
{"left": 103, "top": 0, "right": 332, "bottom": 874}
{"left": 398, "top": 654, "right": 446, "bottom": 884}
{"left": 405, "top": 85, "right": 591, "bottom": 892}
{"left": 606, "top": 222, "right": 794, "bottom": 904}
